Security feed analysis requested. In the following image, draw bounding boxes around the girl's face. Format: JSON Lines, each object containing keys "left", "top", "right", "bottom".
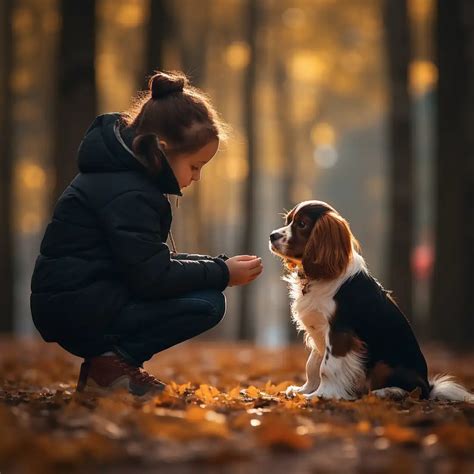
{"left": 163, "top": 139, "right": 219, "bottom": 190}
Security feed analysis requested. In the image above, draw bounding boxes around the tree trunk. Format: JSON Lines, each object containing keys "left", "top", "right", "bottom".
{"left": 52, "top": 0, "right": 97, "bottom": 206}
{"left": 145, "top": 0, "right": 170, "bottom": 81}
{"left": 177, "top": 2, "right": 210, "bottom": 254}
{"left": 275, "top": 59, "right": 299, "bottom": 342}
{"left": 239, "top": 0, "right": 258, "bottom": 340}
{"left": 383, "top": 0, "right": 414, "bottom": 318}
{"left": 0, "top": 0, "right": 14, "bottom": 333}
{"left": 431, "top": 0, "right": 474, "bottom": 349}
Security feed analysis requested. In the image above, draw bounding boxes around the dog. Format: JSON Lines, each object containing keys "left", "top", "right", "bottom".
{"left": 270, "top": 200, "right": 473, "bottom": 401}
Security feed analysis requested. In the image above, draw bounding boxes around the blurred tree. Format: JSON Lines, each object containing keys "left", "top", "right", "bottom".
{"left": 174, "top": 0, "right": 210, "bottom": 254}
{"left": 383, "top": 0, "right": 414, "bottom": 317}
{"left": 239, "top": 0, "right": 259, "bottom": 340}
{"left": 276, "top": 59, "right": 299, "bottom": 342}
{"left": 52, "top": 0, "right": 97, "bottom": 205}
{"left": 145, "top": 0, "right": 171, "bottom": 82}
{"left": 176, "top": 1, "right": 208, "bottom": 85}
{"left": 432, "top": 0, "right": 474, "bottom": 349}
{"left": 0, "top": 0, "right": 14, "bottom": 333}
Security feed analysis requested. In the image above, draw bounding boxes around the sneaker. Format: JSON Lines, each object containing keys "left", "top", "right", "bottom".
{"left": 76, "top": 354, "right": 166, "bottom": 396}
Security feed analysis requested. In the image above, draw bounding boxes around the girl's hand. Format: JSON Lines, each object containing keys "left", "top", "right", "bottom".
{"left": 225, "top": 255, "right": 263, "bottom": 287}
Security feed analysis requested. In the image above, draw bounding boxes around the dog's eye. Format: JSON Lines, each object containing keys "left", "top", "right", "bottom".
{"left": 296, "top": 220, "right": 306, "bottom": 229}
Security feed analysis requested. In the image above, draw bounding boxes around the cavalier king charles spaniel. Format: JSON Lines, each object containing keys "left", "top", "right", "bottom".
{"left": 270, "top": 200, "right": 473, "bottom": 402}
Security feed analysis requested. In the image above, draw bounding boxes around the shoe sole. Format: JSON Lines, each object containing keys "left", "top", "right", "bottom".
{"left": 76, "top": 376, "right": 165, "bottom": 397}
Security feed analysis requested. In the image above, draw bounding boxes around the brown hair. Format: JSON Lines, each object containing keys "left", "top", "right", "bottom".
{"left": 121, "top": 70, "right": 229, "bottom": 176}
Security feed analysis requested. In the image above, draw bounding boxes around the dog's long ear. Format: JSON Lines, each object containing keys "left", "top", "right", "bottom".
{"left": 302, "top": 211, "right": 353, "bottom": 280}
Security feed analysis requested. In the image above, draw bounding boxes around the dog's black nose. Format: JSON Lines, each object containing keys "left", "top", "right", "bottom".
{"left": 270, "top": 232, "right": 283, "bottom": 242}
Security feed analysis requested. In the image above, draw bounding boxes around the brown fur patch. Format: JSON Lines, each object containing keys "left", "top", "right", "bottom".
{"left": 329, "top": 331, "right": 365, "bottom": 357}
{"left": 368, "top": 362, "right": 394, "bottom": 390}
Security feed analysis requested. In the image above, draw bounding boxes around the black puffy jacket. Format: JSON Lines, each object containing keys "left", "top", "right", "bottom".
{"left": 31, "top": 113, "right": 229, "bottom": 342}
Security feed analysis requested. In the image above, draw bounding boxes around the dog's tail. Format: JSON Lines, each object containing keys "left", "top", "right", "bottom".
{"left": 429, "top": 374, "right": 474, "bottom": 402}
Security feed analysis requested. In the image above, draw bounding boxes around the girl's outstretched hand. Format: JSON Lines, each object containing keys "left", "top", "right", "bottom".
{"left": 225, "top": 255, "right": 263, "bottom": 287}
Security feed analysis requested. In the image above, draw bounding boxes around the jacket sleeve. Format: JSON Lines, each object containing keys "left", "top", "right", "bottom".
{"left": 171, "top": 252, "right": 229, "bottom": 262}
{"left": 98, "top": 191, "right": 229, "bottom": 299}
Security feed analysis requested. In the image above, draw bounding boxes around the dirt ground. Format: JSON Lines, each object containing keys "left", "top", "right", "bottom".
{"left": 0, "top": 338, "right": 473, "bottom": 474}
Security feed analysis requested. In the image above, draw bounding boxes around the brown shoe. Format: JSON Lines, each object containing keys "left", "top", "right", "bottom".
{"left": 76, "top": 354, "right": 166, "bottom": 396}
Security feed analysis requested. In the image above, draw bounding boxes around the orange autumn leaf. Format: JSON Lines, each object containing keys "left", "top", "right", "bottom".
{"left": 166, "top": 381, "right": 192, "bottom": 397}
{"left": 227, "top": 385, "right": 242, "bottom": 399}
{"left": 195, "top": 384, "right": 221, "bottom": 403}
{"left": 263, "top": 380, "right": 293, "bottom": 395}
{"left": 281, "top": 393, "right": 308, "bottom": 409}
{"left": 245, "top": 385, "right": 260, "bottom": 398}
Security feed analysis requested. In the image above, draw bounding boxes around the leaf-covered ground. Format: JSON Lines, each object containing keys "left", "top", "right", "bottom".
{"left": 0, "top": 338, "right": 473, "bottom": 474}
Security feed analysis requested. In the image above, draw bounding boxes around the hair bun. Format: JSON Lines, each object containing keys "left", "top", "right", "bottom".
{"left": 149, "top": 71, "right": 187, "bottom": 99}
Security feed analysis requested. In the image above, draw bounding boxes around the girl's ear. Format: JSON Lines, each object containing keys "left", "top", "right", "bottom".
{"left": 158, "top": 139, "right": 168, "bottom": 150}
{"left": 302, "top": 212, "right": 353, "bottom": 280}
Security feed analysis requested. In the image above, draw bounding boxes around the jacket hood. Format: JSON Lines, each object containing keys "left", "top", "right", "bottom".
{"left": 77, "top": 113, "right": 182, "bottom": 196}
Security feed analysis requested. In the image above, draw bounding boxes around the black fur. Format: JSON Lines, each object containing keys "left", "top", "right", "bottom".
{"left": 331, "top": 270, "right": 430, "bottom": 398}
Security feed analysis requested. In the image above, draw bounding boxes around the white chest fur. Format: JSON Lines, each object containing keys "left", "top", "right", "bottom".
{"left": 287, "top": 278, "right": 335, "bottom": 354}
{"left": 284, "top": 252, "right": 367, "bottom": 354}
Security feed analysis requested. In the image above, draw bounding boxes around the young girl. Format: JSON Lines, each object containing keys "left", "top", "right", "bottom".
{"left": 30, "top": 71, "right": 263, "bottom": 396}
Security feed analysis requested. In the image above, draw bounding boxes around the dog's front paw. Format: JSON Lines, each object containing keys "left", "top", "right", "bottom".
{"left": 285, "top": 385, "right": 305, "bottom": 396}
{"left": 304, "top": 386, "right": 355, "bottom": 401}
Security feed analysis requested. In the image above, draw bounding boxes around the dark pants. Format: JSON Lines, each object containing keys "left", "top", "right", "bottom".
{"left": 57, "top": 290, "right": 226, "bottom": 366}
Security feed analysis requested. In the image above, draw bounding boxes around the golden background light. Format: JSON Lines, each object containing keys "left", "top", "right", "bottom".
{"left": 225, "top": 154, "right": 249, "bottom": 182}
{"left": 19, "top": 163, "right": 47, "bottom": 190}
{"left": 19, "top": 213, "right": 43, "bottom": 234}
{"left": 410, "top": 60, "right": 438, "bottom": 96}
{"left": 14, "top": 161, "right": 48, "bottom": 234}
{"left": 409, "top": 0, "right": 433, "bottom": 22}
{"left": 281, "top": 8, "right": 306, "bottom": 29}
{"left": 289, "top": 51, "right": 328, "bottom": 83}
{"left": 311, "top": 122, "right": 336, "bottom": 145}
{"left": 225, "top": 42, "right": 251, "bottom": 70}
{"left": 115, "top": 2, "right": 145, "bottom": 28}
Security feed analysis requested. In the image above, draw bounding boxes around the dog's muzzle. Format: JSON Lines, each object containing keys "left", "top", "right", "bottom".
{"left": 270, "top": 232, "right": 283, "bottom": 243}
